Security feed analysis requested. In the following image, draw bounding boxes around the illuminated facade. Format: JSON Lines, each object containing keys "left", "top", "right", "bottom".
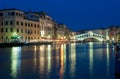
{"left": 0, "top": 9, "right": 72, "bottom": 43}
{"left": 114, "top": 27, "right": 120, "bottom": 42}
{"left": 39, "top": 13, "right": 54, "bottom": 40}
{"left": 56, "top": 24, "right": 66, "bottom": 40}
{"left": 108, "top": 26, "right": 120, "bottom": 42}
{"left": 0, "top": 9, "right": 41, "bottom": 43}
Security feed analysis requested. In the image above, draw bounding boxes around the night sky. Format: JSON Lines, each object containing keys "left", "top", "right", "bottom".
{"left": 0, "top": 0, "right": 120, "bottom": 31}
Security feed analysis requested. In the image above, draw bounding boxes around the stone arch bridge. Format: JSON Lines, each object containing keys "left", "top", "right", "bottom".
{"left": 75, "top": 31, "right": 106, "bottom": 42}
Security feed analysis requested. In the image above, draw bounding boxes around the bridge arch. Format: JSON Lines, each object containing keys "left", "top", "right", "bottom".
{"left": 81, "top": 37, "right": 104, "bottom": 42}
{"left": 75, "top": 31, "right": 106, "bottom": 42}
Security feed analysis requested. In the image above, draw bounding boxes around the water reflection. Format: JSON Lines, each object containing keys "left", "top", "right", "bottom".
{"left": 11, "top": 47, "right": 21, "bottom": 78}
{"left": 60, "top": 44, "right": 64, "bottom": 79}
{"left": 33, "top": 46, "right": 37, "bottom": 73}
{"left": 47, "top": 45, "right": 51, "bottom": 73}
{"left": 0, "top": 43, "right": 116, "bottom": 79}
{"left": 70, "top": 43, "right": 76, "bottom": 77}
{"left": 39, "top": 45, "right": 45, "bottom": 74}
{"left": 106, "top": 44, "right": 110, "bottom": 76}
{"left": 63, "top": 44, "right": 66, "bottom": 71}
{"left": 89, "top": 42, "right": 93, "bottom": 77}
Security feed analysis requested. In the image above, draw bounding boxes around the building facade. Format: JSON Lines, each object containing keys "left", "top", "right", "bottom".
{"left": 0, "top": 9, "right": 71, "bottom": 43}
{"left": 108, "top": 26, "right": 120, "bottom": 43}
{"left": 0, "top": 9, "right": 42, "bottom": 43}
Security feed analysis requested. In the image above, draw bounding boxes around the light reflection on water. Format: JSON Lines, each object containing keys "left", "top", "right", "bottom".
{"left": 70, "top": 43, "right": 76, "bottom": 77}
{"left": 106, "top": 44, "right": 110, "bottom": 76}
{"left": 0, "top": 43, "right": 116, "bottom": 79}
{"left": 11, "top": 47, "right": 21, "bottom": 79}
{"left": 89, "top": 42, "right": 93, "bottom": 77}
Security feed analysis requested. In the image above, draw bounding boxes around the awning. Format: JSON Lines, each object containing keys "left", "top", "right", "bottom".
{"left": 11, "top": 36, "right": 22, "bottom": 39}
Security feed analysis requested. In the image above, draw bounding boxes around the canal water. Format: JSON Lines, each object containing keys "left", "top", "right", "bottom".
{"left": 0, "top": 42, "right": 116, "bottom": 79}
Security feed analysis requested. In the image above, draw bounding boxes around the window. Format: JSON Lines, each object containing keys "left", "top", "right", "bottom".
{"left": 10, "top": 28, "right": 13, "bottom": 32}
{"left": 34, "top": 24, "right": 36, "bottom": 28}
{"left": 17, "top": 28, "right": 19, "bottom": 33}
{"left": 31, "top": 15, "right": 33, "bottom": 18}
{"left": 5, "top": 21, "right": 8, "bottom": 25}
{"left": 11, "top": 12, "right": 15, "bottom": 16}
{"left": 6, "top": 28, "right": 8, "bottom": 32}
{"left": 1, "top": 28, "right": 3, "bottom": 32}
{"left": 16, "top": 21, "right": 19, "bottom": 25}
{"left": 25, "top": 23, "right": 27, "bottom": 26}
{"left": 31, "top": 24, "right": 33, "bottom": 27}
{"left": 28, "top": 37, "right": 30, "bottom": 39}
{"left": 20, "top": 14, "right": 23, "bottom": 17}
{"left": 8, "top": 12, "right": 11, "bottom": 16}
{"left": 28, "top": 23, "right": 30, "bottom": 27}
{"left": 6, "top": 36, "right": 8, "bottom": 39}
{"left": 10, "top": 21, "right": 13, "bottom": 25}
{"left": 0, "top": 13, "right": 3, "bottom": 16}
{"left": 21, "top": 22, "right": 23, "bottom": 26}
{"left": 1, "top": 21, "right": 3, "bottom": 25}
{"left": 37, "top": 25, "right": 39, "bottom": 28}
{"left": 21, "top": 29, "right": 23, "bottom": 33}
{"left": 16, "top": 12, "right": 18, "bottom": 16}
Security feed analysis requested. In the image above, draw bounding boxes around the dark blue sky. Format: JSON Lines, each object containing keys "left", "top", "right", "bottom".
{"left": 0, "top": 0, "right": 120, "bottom": 31}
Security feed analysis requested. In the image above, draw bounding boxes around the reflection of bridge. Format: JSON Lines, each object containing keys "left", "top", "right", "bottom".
{"left": 75, "top": 31, "right": 106, "bottom": 42}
